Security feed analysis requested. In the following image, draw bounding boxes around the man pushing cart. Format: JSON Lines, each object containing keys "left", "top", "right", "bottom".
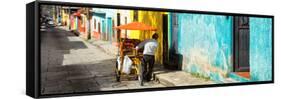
{"left": 135, "top": 33, "right": 158, "bottom": 86}
{"left": 113, "top": 22, "right": 158, "bottom": 86}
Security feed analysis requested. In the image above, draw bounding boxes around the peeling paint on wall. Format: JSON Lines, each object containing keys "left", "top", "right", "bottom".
{"left": 175, "top": 14, "right": 233, "bottom": 82}
{"left": 249, "top": 17, "right": 272, "bottom": 81}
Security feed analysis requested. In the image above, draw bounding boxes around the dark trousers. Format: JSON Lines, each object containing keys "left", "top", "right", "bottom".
{"left": 140, "top": 55, "right": 155, "bottom": 82}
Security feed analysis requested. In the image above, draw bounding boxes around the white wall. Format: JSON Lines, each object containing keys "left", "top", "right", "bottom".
{"left": 0, "top": 0, "right": 280, "bottom": 99}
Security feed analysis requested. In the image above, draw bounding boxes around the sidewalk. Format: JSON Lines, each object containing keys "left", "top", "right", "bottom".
{"left": 155, "top": 71, "right": 215, "bottom": 86}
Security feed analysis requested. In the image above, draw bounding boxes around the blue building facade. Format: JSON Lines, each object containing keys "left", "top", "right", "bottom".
{"left": 249, "top": 17, "right": 272, "bottom": 81}
{"left": 168, "top": 13, "right": 273, "bottom": 83}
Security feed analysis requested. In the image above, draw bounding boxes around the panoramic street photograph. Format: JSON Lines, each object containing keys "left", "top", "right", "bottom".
{"left": 40, "top": 5, "right": 273, "bottom": 95}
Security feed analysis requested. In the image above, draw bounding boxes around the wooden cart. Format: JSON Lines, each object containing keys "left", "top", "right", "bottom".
{"left": 113, "top": 22, "right": 157, "bottom": 83}
{"left": 115, "top": 38, "right": 143, "bottom": 82}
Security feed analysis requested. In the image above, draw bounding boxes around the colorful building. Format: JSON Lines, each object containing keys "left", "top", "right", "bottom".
{"left": 69, "top": 8, "right": 79, "bottom": 32}
{"left": 60, "top": 7, "right": 70, "bottom": 26}
{"left": 69, "top": 8, "right": 90, "bottom": 39}
{"left": 91, "top": 8, "right": 117, "bottom": 41}
{"left": 78, "top": 13, "right": 87, "bottom": 38}
{"left": 90, "top": 8, "right": 133, "bottom": 46}
{"left": 249, "top": 17, "right": 272, "bottom": 81}
{"left": 167, "top": 13, "right": 273, "bottom": 83}
{"left": 128, "top": 10, "right": 167, "bottom": 64}
{"left": 50, "top": 6, "right": 273, "bottom": 83}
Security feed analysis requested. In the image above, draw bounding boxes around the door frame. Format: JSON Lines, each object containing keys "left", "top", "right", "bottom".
{"left": 233, "top": 16, "right": 250, "bottom": 72}
{"left": 162, "top": 14, "right": 169, "bottom": 64}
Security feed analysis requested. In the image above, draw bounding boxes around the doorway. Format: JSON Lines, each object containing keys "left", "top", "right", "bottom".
{"left": 162, "top": 14, "right": 169, "bottom": 65}
{"left": 98, "top": 22, "right": 101, "bottom": 39}
{"left": 234, "top": 16, "right": 250, "bottom": 73}
{"left": 117, "top": 13, "right": 121, "bottom": 42}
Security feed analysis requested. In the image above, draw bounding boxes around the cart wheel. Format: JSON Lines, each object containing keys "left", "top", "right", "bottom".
{"left": 115, "top": 61, "right": 121, "bottom": 82}
{"left": 116, "top": 72, "right": 120, "bottom": 82}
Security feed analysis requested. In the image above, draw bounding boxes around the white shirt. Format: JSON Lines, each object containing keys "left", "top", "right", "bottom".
{"left": 136, "top": 39, "right": 158, "bottom": 55}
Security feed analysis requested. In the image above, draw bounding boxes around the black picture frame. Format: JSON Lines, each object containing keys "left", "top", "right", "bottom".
{"left": 26, "top": 0, "right": 274, "bottom": 98}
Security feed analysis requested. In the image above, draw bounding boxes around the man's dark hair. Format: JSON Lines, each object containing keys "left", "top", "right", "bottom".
{"left": 152, "top": 33, "right": 159, "bottom": 40}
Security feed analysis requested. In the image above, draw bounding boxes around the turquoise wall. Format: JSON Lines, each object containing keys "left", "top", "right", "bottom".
{"left": 102, "top": 20, "right": 106, "bottom": 33}
{"left": 249, "top": 17, "right": 272, "bottom": 81}
{"left": 175, "top": 14, "right": 233, "bottom": 82}
{"left": 107, "top": 17, "right": 113, "bottom": 41}
{"left": 92, "top": 9, "right": 115, "bottom": 41}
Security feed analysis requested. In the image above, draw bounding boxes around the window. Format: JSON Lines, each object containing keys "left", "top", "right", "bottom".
{"left": 94, "top": 19, "right": 96, "bottom": 29}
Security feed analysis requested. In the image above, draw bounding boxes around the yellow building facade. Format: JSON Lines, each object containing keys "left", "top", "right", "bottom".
{"left": 129, "top": 11, "right": 167, "bottom": 64}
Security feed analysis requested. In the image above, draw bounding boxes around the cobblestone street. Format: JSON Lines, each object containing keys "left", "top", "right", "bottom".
{"left": 40, "top": 27, "right": 165, "bottom": 95}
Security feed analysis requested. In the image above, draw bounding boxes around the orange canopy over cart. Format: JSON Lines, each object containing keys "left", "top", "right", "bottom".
{"left": 113, "top": 22, "right": 157, "bottom": 31}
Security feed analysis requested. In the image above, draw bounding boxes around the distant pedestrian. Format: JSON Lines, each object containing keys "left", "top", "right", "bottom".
{"left": 136, "top": 33, "right": 159, "bottom": 86}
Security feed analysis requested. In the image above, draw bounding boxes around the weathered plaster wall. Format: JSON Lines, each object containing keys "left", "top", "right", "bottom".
{"left": 176, "top": 14, "right": 233, "bottom": 82}
{"left": 91, "top": 12, "right": 105, "bottom": 40}
{"left": 249, "top": 17, "right": 272, "bottom": 81}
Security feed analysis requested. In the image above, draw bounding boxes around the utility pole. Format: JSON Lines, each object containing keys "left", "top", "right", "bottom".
{"left": 86, "top": 8, "right": 92, "bottom": 40}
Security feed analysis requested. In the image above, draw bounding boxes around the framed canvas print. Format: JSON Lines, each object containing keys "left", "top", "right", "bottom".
{"left": 26, "top": 0, "right": 274, "bottom": 98}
